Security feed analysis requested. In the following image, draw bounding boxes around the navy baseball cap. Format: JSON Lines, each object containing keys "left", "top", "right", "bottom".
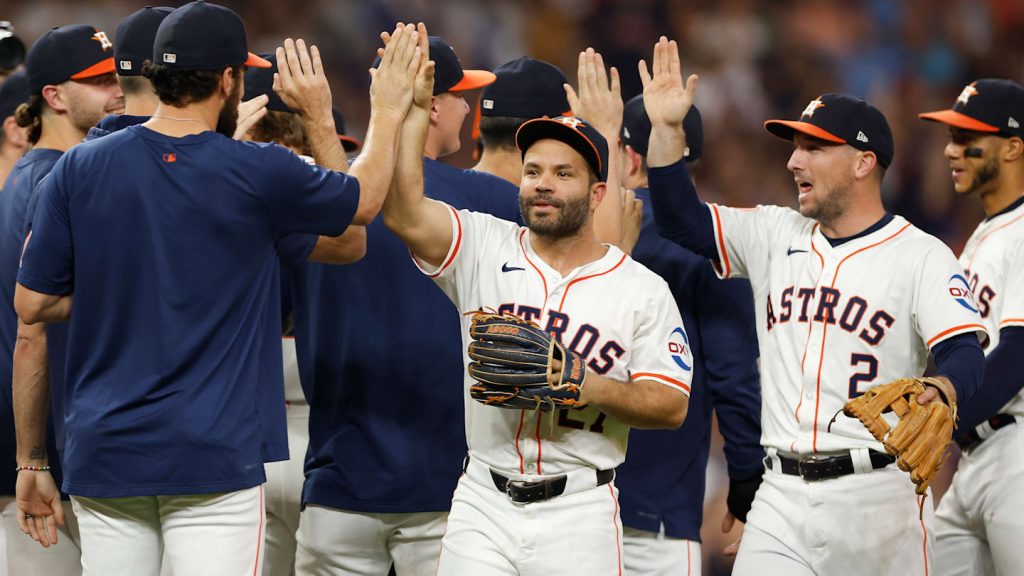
{"left": 430, "top": 36, "right": 494, "bottom": 95}
{"left": 332, "top": 106, "right": 361, "bottom": 152}
{"left": 0, "top": 69, "right": 29, "bottom": 119}
{"left": 516, "top": 116, "right": 609, "bottom": 181}
{"left": 243, "top": 52, "right": 291, "bottom": 113}
{"left": 154, "top": 1, "right": 270, "bottom": 70}
{"left": 25, "top": 24, "right": 116, "bottom": 94}
{"left": 765, "top": 93, "right": 894, "bottom": 168}
{"left": 621, "top": 93, "right": 703, "bottom": 162}
{"left": 919, "top": 79, "right": 1024, "bottom": 139}
{"left": 480, "top": 57, "right": 569, "bottom": 118}
{"left": 115, "top": 6, "right": 173, "bottom": 76}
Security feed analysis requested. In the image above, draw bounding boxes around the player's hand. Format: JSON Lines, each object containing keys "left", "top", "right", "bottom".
{"left": 564, "top": 47, "right": 623, "bottom": 140}
{"left": 368, "top": 23, "right": 421, "bottom": 120}
{"left": 410, "top": 23, "right": 434, "bottom": 113}
{"left": 620, "top": 189, "right": 643, "bottom": 254}
{"left": 721, "top": 511, "right": 742, "bottom": 556}
{"left": 639, "top": 36, "right": 699, "bottom": 127}
{"left": 917, "top": 376, "right": 956, "bottom": 406}
{"left": 233, "top": 94, "right": 269, "bottom": 141}
{"left": 274, "top": 39, "right": 334, "bottom": 126}
{"left": 15, "top": 470, "right": 64, "bottom": 548}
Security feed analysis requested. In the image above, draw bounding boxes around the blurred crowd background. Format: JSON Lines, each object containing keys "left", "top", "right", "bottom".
{"left": 5, "top": 0, "right": 1023, "bottom": 574}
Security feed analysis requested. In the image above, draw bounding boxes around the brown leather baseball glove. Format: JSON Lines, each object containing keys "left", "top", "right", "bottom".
{"left": 840, "top": 377, "right": 957, "bottom": 494}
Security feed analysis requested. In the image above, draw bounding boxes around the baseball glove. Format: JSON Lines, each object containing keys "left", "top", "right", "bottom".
{"left": 466, "top": 312, "right": 587, "bottom": 411}
{"left": 839, "top": 377, "right": 957, "bottom": 494}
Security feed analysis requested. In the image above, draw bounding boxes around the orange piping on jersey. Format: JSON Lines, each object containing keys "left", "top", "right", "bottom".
{"left": 1000, "top": 318, "right": 1024, "bottom": 327}
{"left": 920, "top": 495, "right": 929, "bottom": 576}
{"left": 514, "top": 410, "right": 526, "bottom": 474}
{"left": 631, "top": 372, "right": 691, "bottom": 393}
{"left": 925, "top": 323, "right": 987, "bottom": 348}
{"left": 710, "top": 204, "right": 731, "bottom": 277}
{"left": 252, "top": 484, "right": 264, "bottom": 576}
{"left": 609, "top": 483, "right": 623, "bottom": 575}
{"left": 812, "top": 222, "right": 913, "bottom": 452}
{"left": 519, "top": 229, "right": 549, "bottom": 309}
{"left": 556, "top": 252, "right": 628, "bottom": 312}
{"left": 427, "top": 205, "right": 463, "bottom": 278}
{"left": 795, "top": 229, "right": 826, "bottom": 426}
{"left": 534, "top": 416, "right": 543, "bottom": 474}
{"left": 964, "top": 211, "right": 1024, "bottom": 271}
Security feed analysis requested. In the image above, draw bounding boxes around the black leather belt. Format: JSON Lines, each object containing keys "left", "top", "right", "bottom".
{"left": 956, "top": 414, "right": 1017, "bottom": 452}
{"left": 489, "top": 468, "right": 614, "bottom": 504}
{"left": 765, "top": 450, "right": 895, "bottom": 481}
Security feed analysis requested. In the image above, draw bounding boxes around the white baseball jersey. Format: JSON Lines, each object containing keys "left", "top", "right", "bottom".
{"left": 708, "top": 205, "right": 987, "bottom": 454}
{"left": 415, "top": 204, "right": 693, "bottom": 476}
{"left": 959, "top": 197, "right": 1024, "bottom": 419}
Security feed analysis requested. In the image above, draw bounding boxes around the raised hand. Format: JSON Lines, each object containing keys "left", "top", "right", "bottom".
{"left": 233, "top": 94, "right": 269, "bottom": 140}
{"left": 411, "top": 23, "right": 435, "bottom": 113}
{"left": 638, "top": 36, "right": 698, "bottom": 127}
{"left": 274, "top": 39, "right": 333, "bottom": 124}
{"left": 564, "top": 47, "right": 622, "bottom": 139}
{"left": 368, "top": 23, "right": 421, "bottom": 119}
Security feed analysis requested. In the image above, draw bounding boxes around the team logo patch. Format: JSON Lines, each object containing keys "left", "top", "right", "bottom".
{"left": 92, "top": 31, "right": 113, "bottom": 51}
{"left": 667, "top": 327, "right": 692, "bottom": 372}
{"left": 948, "top": 274, "right": 978, "bottom": 313}
{"left": 956, "top": 83, "right": 979, "bottom": 107}
{"left": 801, "top": 98, "right": 825, "bottom": 119}
{"left": 558, "top": 117, "right": 585, "bottom": 130}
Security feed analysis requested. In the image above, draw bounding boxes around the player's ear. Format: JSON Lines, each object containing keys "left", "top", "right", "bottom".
{"left": 429, "top": 95, "right": 441, "bottom": 126}
{"left": 853, "top": 150, "right": 877, "bottom": 181}
{"left": 1002, "top": 136, "right": 1024, "bottom": 163}
{"left": 3, "top": 116, "right": 27, "bottom": 148}
{"left": 220, "top": 67, "right": 236, "bottom": 100}
{"left": 590, "top": 180, "right": 607, "bottom": 208}
{"left": 41, "top": 84, "right": 68, "bottom": 113}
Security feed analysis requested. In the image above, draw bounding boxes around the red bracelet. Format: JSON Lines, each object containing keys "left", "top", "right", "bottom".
{"left": 15, "top": 465, "right": 51, "bottom": 472}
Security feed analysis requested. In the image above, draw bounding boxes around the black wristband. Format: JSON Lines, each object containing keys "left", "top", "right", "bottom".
{"left": 726, "top": 470, "right": 764, "bottom": 523}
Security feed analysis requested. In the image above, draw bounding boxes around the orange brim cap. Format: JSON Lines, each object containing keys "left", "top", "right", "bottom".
{"left": 245, "top": 52, "right": 272, "bottom": 69}
{"left": 70, "top": 58, "right": 116, "bottom": 80}
{"left": 339, "top": 135, "right": 361, "bottom": 152}
{"left": 450, "top": 70, "right": 497, "bottom": 92}
{"left": 764, "top": 119, "right": 846, "bottom": 144}
{"left": 918, "top": 109, "right": 999, "bottom": 133}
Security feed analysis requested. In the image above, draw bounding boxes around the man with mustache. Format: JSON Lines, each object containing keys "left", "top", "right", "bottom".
{"left": 11, "top": 3, "right": 421, "bottom": 574}
{"left": 382, "top": 25, "right": 691, "bottom": 574}
{"left": 920, "top": 79, "right": 1024, "bottom": 576}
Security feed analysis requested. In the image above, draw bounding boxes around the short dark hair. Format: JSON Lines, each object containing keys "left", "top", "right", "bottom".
{"left": 14, "top": 95, "right": 43, "bottom": 145}
{"left": 117, "top": 74, "right": 155, "bottom": 98}
{"left": 141, "top": 62, "right": 239, "bottom": 107}
{"left": 479, "top": 115, "right": 529, "bottom": 152}
{"left": 250, "top": 110, "right": 310, "bottom": 156}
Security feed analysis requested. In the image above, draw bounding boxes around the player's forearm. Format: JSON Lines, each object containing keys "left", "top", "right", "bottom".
{"left": 955, "top": 327, "right": 1024, "bottom": 432}
{"left": 580, "top": 375, "right": 688, "bottom": 429}
{"left": 348, "top": 109, "right": 406, "bottom": 225}
{"left": 647, "top": 123, "right": 687, "bottom": 168}
{"left": 302, "top": 109, "right": 350, "bottom": 173}
{"left": 309, "top": 226, "right": 367, "bottom": 264}
{"left": 13, "top": 321, "right": 50, "bottom": 466}
{"left": 646, "top": 160, "right": 717, "bottom": 258}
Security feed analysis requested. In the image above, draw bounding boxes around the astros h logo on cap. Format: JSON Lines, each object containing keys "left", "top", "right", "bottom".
{"left": 919, "top": 79, "right": 1024, "bottom": 139}
{"left": 25, "top": 24, "right": 116, "bottom": 94}
{"left": 515, "top": 115, "right": 610, "bottom": 182}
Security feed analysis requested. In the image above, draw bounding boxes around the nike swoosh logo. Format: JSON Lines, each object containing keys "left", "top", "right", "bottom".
{"left": 501, "top": 263, "right": 525, "bottom": 273}
{"left": 787, "top": 248, "right": 808, "bottom": 256}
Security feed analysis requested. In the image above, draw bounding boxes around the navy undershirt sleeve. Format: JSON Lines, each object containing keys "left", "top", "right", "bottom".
{"left": 955, "top": 327, "right": 1024, "bottom": 433}
{"left": 932, "top": 331, "right": 985, "bottom": 405}
{"left": 647, "top": 159, "right": 717, "bottom": 259}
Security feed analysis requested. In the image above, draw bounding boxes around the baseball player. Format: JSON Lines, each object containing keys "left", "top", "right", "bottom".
{"left": 240, "top": 50, "right": 368, "bottom": 576}
{"left": 0, "top": 70, "right": 29, "bottom": 186}
{"left": 379, "top": 25, "right": 691, "bottom": 574}
{"left": 919, "top": 79, "right": 1024, "bottom": 576}
{"left": 0, "top": 23, "right": 123, "bottom": 576}
{"left": 12, "top": 5, "right": 421, "bottom": 575}
{"left": 472, "top": 57, "right": 570, "bottom": 185}
{"left": 641, "top": 38, "right": 986, "bottom": 575}
{"left": 614, "top": 94, "right": 764, "bottom": 575}
{"left": 290, "top": 32, "right": 512, "bottom": 576}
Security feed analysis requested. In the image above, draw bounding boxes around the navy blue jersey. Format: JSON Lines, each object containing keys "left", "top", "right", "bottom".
{"left": 293, "top": 157, "right": 521, "bottom": 512}
{"left": 615, "top": 187, "right": 763, "bottom": 541}
{"left": 0, "top": 149, "right": 65, "bottom": 496}
{"left": 85, "top": 113, "right": 149, "bottom": 141}
{"left": 17, "top": 125, "right": 360, "bottom": 498}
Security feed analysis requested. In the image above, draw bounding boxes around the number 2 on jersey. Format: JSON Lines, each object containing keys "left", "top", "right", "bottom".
{"left": 848, "top": 353, "right": 878, "bottom": 398}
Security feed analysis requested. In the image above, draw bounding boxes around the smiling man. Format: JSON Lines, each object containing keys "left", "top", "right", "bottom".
{"left": 919, "top": 78, "right": 1024, "bottom": 576}
{"left": 642, "top": 37, "right": 985, "bottom": 576}
{"left": 381, "top": 26, "right": 691, "bottom": 575}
